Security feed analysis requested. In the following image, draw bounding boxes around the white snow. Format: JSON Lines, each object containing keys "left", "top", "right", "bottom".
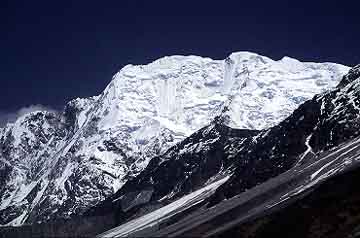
{"left": 310, "top": 159, "right": 338, "bottom": 180}
{"left": 297, "top": 134, "right": 314, "bottom": 165}
{"left": 266, "top": 138, "right": 360, "bottom": 211}
{"left": 5, "top": 210, "right": 28, "bottom": 226}
{"left": 98, "top": 176, "right": 229, "bottom": 238}
{"left": 309, "top": 139, "right": 360, "bottom": 181}
{"left": 301, "top": 137, "right": 360, "bottom": 173}
{"left": 11, "top": 113, "right": 37, "bottom": 147}
{"left": 289, "top": 138, "right": 360, "bottom": 201}
{"left": 0, "top": 52, "right": 350, "bottom": 226}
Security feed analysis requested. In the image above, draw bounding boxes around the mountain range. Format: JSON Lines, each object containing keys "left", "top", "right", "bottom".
{"left": 1, "top": 52, "right": 359, "bottom": 238}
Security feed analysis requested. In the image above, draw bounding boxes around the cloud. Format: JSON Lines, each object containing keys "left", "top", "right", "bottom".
{"left": 0, "top": 104, "right": 56, "bottom": 127}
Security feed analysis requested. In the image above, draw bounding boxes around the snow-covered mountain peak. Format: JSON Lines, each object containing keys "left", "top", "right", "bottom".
{"left": 104, "top": 52, "right": 349, "bottom": 132}
{"left": 59, "top": 51, "right": 351, "bottom": 172}
{"left": 0, "top": 52, "right": 350, "bottom": 225}
{"left": 3, "top": 111, "right": 59, "bottom": 148}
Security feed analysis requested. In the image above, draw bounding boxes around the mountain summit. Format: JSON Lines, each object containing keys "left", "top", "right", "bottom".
{"left": 94, "top": 64, "right": 360, "bottom": 238}
{"left": 0, "top": 52, "right": 349, "bottom": 225}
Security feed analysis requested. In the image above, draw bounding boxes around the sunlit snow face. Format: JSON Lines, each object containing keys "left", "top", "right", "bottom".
{"left": 0, "top": 52, "right": 349, "bottom": 226}
{"left": 97, "top": 52, "right": 349, "bottom": 134}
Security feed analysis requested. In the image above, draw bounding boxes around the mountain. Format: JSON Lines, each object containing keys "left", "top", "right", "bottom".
{"left": 86, "top": 123, "right": 258, "bottom": 223}
{"left": 212, "top": 64, "right": 360, "bottom": 202}
{"left": 98, "top": 135, "right": 360, "bottom": 237}
{"left": 87, "top": 63, "right": 357, "bottom": 225}
{"left": 94, "top": 65, "right": 360, "bottom": 237}
{"left": 0, "top": 52, "right": 349, "bottom": 226}
{"left": 216, "top": 162, "right": 360, "bottom": 238}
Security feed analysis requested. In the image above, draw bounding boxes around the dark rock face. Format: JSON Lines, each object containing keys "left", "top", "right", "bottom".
{"left": 0, "top": 111, "right": 69, "bottom": 225}
{"left": 120, "top": 123, "right": 258, "bottom": 202}
{"left": 218, "top": 165, "right": 360, "bottom": 238}
{"left": 86, "top": 65, "right": 360, "bottom": 228}
{"left": 86, "top": 123, "right": 259, "bottom": 223}
{"left": 211, "top": 64, "right": 360, "bottom": 203}
{"left": 337, "top": 64, "right": 360, "bottom": 89}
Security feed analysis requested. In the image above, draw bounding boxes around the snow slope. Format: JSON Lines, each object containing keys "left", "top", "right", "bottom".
{"left": 0, "top": 52, "right": 349, "bottom": 225}
{"left": 98, "top": 176, "right": 229, "bottom": 238}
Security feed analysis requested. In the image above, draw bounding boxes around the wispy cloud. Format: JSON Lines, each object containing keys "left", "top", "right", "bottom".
{"left": 0, "top": 104, "right": 56, "bottom": 127}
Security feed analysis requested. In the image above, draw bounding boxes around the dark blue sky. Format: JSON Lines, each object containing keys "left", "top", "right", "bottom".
{"left": 1, "top": 0, "right": 359, "bottom": 114}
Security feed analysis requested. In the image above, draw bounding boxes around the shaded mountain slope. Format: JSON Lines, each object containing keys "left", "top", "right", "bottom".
{"left": 211, "top": 64, "right": 360, "bottom": 202}
{"left": 217, "top": 163, "right": 360, "bottom": 238}
{"left": 130, "top": 130, "right": 360, "bottom": 237}
{"left": 1, "top": 52, "right": 346, "bottom": 225}
{"left": 86, "top": 123, "right": 258, "bottom": 224}
{"left": 94, "top": 65, "right": 360, "bottom": 237}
